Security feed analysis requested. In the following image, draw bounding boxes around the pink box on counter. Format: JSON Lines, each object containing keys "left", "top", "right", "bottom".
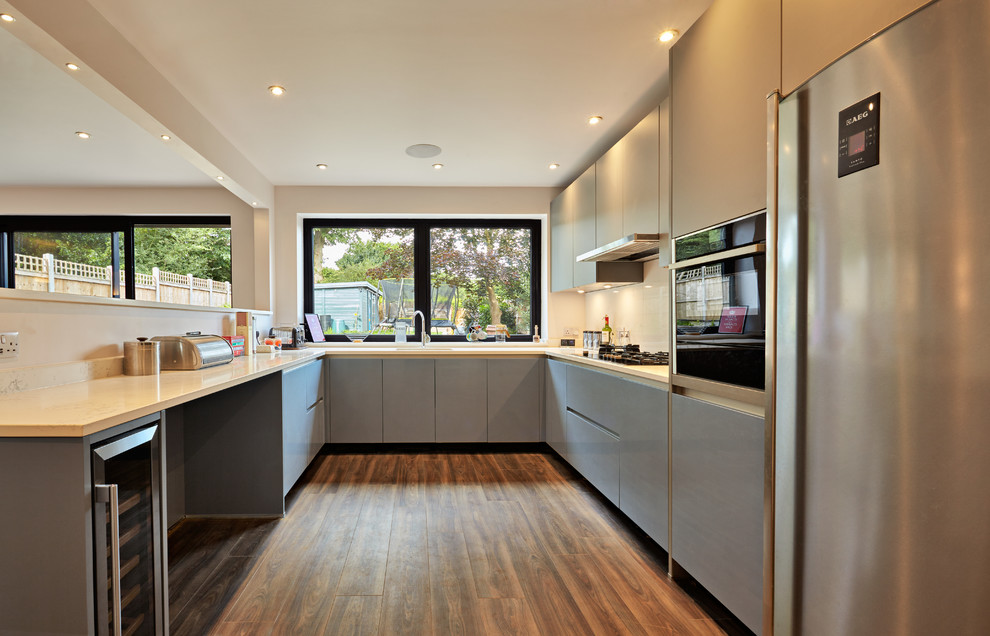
{"left": 221, "top": 335, "right": 245, "bottom": 357}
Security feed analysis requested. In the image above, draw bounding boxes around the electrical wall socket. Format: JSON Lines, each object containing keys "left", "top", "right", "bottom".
{"left": 563, "top": 327, "right": 578, "bottom": 336}
{"left": 0, "top": 332, "right": 20, "bottom": 360}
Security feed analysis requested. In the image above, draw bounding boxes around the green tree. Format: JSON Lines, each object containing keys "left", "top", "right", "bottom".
{"left": 134, "top": 227, "right": 231, "bottom": 282}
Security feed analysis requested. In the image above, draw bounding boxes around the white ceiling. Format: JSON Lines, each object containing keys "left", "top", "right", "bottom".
{"left": 2, "top": 0, "right": 712, "bottom": 191}
{"left": 0, "top": 26, "right": 216, "bottom": 187}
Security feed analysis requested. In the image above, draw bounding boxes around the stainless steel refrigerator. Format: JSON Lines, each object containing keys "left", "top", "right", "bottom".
{"left": 773, "top": 0, "right": 990, "bottom": 634}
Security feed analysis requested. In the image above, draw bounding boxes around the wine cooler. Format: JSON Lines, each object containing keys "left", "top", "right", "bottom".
{"left": 92, "top": 422, "right": 167, "bottom": 636}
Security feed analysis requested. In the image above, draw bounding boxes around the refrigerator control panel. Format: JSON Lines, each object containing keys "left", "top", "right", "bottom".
{"left": 838, "top": 92, "right": 880, "bottom": 177}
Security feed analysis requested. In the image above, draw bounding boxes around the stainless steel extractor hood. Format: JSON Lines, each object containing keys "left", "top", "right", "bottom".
{"left": 571, "top": 261, "right": 644, "bottom": 293}
{"left": 576, "top": 233, "right": 663, "bottom": 263}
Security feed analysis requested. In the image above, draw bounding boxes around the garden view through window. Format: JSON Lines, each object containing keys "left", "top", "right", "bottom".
{"left": 4, "top": 217, "right": 231, "bottom": 307}
{"left": 307, "top": 220, "right": 538, "bottom": 341}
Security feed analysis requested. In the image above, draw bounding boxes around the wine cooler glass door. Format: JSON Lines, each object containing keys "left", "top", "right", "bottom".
{"left": 92, "top": 422, "right": 165, "bottom": 636}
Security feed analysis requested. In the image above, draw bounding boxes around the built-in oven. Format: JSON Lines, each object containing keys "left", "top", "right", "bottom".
{"left": 670, "top": 212, "right": 766, "bottom": 401}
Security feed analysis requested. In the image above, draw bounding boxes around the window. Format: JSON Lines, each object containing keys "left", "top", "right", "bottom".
{"left": 1, "top": 216, "right": 231, "bottom": 307}
{"left": 304, "top": 219, "right": 540, "bottom": 342}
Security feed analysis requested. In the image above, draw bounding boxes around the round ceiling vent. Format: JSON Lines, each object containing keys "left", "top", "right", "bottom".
{"left": 405, "top": 144, "right": 442, "bottom": 158}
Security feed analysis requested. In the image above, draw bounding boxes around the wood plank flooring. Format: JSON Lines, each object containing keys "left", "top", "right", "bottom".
{"left": 168, "top": 449, "right": 750, "bottom": 635}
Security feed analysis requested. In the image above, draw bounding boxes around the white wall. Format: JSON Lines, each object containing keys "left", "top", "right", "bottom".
{"left": 0, "top": 290, "right": 272, "bottom": 367}
{"left": 272, "top": 185, "right": 560, "bottom": 328}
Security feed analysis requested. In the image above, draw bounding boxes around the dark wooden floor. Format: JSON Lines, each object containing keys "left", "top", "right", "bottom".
{"left": 168, "top": 449, "right": 749, "bottom": 635}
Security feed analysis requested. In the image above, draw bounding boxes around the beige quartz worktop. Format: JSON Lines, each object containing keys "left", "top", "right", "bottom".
{"left": 0, "top": 349, "right": 322, "bottom": 438}
{"left": 0, "top": 344, "right": 669, "bottom": 438}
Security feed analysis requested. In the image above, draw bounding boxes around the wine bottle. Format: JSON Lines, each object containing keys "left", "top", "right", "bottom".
{"left": 602, "top": 315, "right": 613, "bottom": 345}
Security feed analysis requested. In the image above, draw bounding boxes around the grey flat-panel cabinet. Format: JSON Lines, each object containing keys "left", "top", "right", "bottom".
{"left": 671, "top": 393, "right": 764, "bottom": 635}
{"left": 616, "top": 382, "right": 668, "bottom": 549}
{"left": 781, "top": 0, "right": 929, "bottom": 94}
{"left": 383, "top": 359, "right": 436, "bottom": 442}
{"left": 621, "top": 106, "right": 660, "bottom": 236}
{"left": 596, "top": 140, "right": 624, "bottom": 246}
{"left": 550, "top": 187, "right": 574, "bottom": 292}
{"left": 330, "top": 358, "right": 383, "bottom": 443}
{"left": 670, "top": 0, "right": 780, "bottom": 237}
{"left": 487, "top": 358, "right": 542, "bottom": 442}
{"left": 545, "top": 359, "right": 568, "bottom": 458}
{"left": 435, "top": 358, "right": 488, "bottom": 442}
{"left": 564, "top": 410, "right": 620, "bottom": 504}
{"left": 565, "top": 362, "right": 668, "bottom": 545}
{"left": 572, "top": 164, "right": 598, "bottom": 287}
{"left": 282, "top": 359, "right": 326, "bottom": 494}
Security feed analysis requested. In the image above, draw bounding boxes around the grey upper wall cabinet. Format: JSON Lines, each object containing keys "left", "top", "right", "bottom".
{"left": 597, "top": 106, "right": 662, "bottom": 245}
{"left": 595, "top": 139, "right": 624, "bottom": 246}
{"left": 620, "top": 106, "right": 661, "bottom": 237}
{"left": 781, "top": 0, "right": 932, "bottom": 95}
{"left": 550, "top": 182, "right": 575, "bottom": 292}
{"left": 572, "top": 164, "right": 598, "bottom": 288}
{"left": 670, "top": 0, "right": 781, "bottom": 238}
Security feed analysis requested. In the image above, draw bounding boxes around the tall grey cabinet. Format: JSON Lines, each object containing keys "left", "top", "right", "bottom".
{"left": 670, "top": 0, "right": 781, "bottom": 237}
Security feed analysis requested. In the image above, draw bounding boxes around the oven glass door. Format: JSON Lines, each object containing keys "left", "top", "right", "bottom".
{"left": 674, "top": 252, "right": 766, "bottom": 390}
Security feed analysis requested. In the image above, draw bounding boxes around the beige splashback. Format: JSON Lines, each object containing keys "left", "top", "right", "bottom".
{"left": 0, "top": 289, "right": 272, "bottom": 368}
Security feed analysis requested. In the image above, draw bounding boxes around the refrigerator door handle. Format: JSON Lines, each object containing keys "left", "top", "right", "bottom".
{"left": 764, "top": 89, "right": 781, "bottom": 636}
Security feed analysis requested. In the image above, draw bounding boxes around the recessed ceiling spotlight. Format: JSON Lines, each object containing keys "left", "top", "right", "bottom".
{"left": 160, "top": 134, "right": 171, "bottom": 141}
{"left": 216, "top": 175, "right": 224, "bottom": 181}
{"left": 603, "top": 284, "right": 613, "bottom": 289}
{"left": 406, "top": 144, "right": 442, "bottom": 158}
{"left": 0, "top": 14, "right": 15, "bottom": 23}
{"left": 252, "top": 201, "right": 258, "bottom": 206}
{"left": 268, "top": 85, "right": 286, "bottom": 96}
{"left": 316, "top": 163, "right": 328, "bottom": 170}
{"left": 549, "top": 163, "right": 560, "bottom": 170}
{"left": 65, "top": 62, "right": 80, "bottom": 71}
{"left": 432, "top": 163, "right": 444, "bottom": 170}
{"left": 75, "top": 131, "right": 91, "bottom": 139}
{"left": 588, "top": 115, "right": 604, "bottom": 125}
{"left": 577, "top": 290, "right": 586, "bottom": 294}
{"left": 658, "top": 29, "right": 680, "bottom": 43}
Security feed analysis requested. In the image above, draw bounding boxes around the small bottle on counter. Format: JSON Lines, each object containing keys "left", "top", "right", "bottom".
{"left": 533, "top": 325, "right": 540, "bottom": 343}
{"left": 602, "top": 315, "right": 613, "bottom": 345}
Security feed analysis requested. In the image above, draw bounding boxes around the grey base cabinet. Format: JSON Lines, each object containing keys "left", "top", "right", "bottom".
{"left": 545, "top": 359, "right": 568, "bottom": 458}
{"left": 671, "top": 393, "right": 764, "bottom": 635}
{"left": 330, "top": 358, "right": 383, "bottom": 443}
{"left": 487, "top": 358, "right": 542, "bottom": 442}
{"left": 0, "top": 413, "right": 167, "bottom": 635}
{"left": 563, "top": 363, "right": 668, "bottom": 541}
{"left": 435, "top": 358, "right": 487, "bottom": 442}
{"left": 383, "top": 359, "right": 436, "bottom": 442}
{"left": 282, "top": 359, "right": 326, "bottom": 494}
{"left": 617, "top": 381, "right": 668, "bottom": 550}
{"left": 565, "top": 410, "right": 620, "bottom": 504}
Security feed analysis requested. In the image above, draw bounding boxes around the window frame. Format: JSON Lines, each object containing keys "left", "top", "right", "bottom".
{"left": 303, "top": 217, "right": 541, "bottom": 342}
{"left": 0, "top": 215, "right": 231, "bottom": 301}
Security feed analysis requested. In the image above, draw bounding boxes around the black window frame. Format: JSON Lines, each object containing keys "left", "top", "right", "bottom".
{"left": 0, "top": 215, "right": 231, "bottom": 300}
{"left": 303, "top": 218, "right": 541, "bottom": 342}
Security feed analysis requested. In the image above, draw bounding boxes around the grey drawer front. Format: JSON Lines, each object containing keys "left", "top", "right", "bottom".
{"left": 564, "top": 410, "right": 620, "bottom": 504}
{"left": 671, "top": 393, "right": 764, "bottom": 635}
{"left": 618, "top": 383, "right": 668, "bottom": 549}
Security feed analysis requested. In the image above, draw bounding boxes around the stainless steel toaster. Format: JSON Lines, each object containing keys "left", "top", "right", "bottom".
{"left": 151, "top": 333, "right": 234, "bottom": 370}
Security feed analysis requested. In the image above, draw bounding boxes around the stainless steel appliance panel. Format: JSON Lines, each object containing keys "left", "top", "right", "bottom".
{"left": 775, "top": 0, "right": 990, "bottom": 633}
